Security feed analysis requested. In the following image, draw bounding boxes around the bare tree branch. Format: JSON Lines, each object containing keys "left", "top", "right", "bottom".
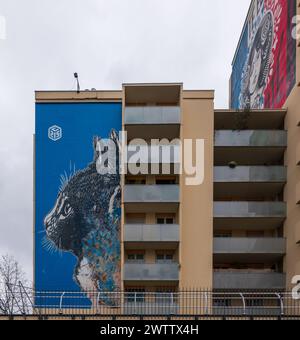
{"left": 0, "top": 254, "right": 29, "bottom": 315}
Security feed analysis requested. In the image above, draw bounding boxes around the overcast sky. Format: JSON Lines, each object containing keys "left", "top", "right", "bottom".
{"left": 0, "top": 0, "right": 250, "bottom": 281}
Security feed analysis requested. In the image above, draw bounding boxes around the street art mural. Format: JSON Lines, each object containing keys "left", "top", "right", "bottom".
{"left": 230, "top": 0, "right": 297, "bottom": 109}
{"left": 35, "top": 103, "right": 122, "bottom": 307}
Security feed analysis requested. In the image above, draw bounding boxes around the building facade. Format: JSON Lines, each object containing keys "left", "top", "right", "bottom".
{"left": 34, "top": 0, "right": 300, "bottom": 307}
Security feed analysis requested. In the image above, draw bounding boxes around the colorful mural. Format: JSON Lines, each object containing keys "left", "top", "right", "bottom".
{"left": 230, "top": 0, "right": 297, "bottom": 109}
{"left": 35, "top": 103, "right": 122, "bottom": 306}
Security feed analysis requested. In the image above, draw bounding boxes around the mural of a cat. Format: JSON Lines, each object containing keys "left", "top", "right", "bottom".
{"left": 43, "top": 130, "right": 121, "bottom": 306}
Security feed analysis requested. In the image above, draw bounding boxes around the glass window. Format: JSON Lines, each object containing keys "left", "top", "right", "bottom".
{"left": 214, "top": 231, "right": 232, "bottom": 238}
{"left": 156, "top": 217, "right": 174, "bottom": 224}
{"left": 156, "top": 179, "right": 176, "bottom": 185}
{"left": 136, "top": 254, "right": 144, "bottom": 261}
{"left": 127, "top": 253, "right": 145, "bottom": 262}
{"left": 125, "top": 289, "right": 145, "bottom": 303}
{"left": 156, "top": 253, "right": 174, "bottom": 263}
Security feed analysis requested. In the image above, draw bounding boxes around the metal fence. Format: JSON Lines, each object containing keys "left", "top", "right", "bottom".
{"left": 1, "top": 287, "right": 300, "bottom": 320}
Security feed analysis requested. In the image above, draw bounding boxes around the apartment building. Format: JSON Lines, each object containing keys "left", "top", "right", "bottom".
{"left": 35, "top": 81, "right": 300, "bottom": 296}
{"left": 122, "top": 84, "right": 213, "bottom": 295}
{"left": 34, "top": 1, "right": 300, "bottom": 310}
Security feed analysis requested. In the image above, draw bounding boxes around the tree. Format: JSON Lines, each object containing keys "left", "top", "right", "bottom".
{"left": 0, "top": 254, "right": 30, "bottom": 315}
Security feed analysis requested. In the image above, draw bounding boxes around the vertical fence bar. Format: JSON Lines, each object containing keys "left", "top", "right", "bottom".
{"left": 59, "top": 292, "right": 65, "bottom": 315}
{"left": 240, "top": 293, "right": 246, "bottom": 316}
{"left": 275, "top": 293, "right": 284, "bottom": 316}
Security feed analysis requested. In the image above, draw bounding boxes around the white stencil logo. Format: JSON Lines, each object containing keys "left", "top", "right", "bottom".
{"left": 48, "top": 125, "right": 62, "bottom": 141}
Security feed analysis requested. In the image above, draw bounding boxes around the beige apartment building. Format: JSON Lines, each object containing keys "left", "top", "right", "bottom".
{"left": 35, "top": 74, "right": 300, "bottom": 296}
{"left": 32, "top": 4, "right": 300, "bottom": 320}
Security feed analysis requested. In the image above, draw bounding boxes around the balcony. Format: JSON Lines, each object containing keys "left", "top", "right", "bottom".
{"left": 124, "top": 263, "right": 179, "bottom": 281}
{"left": 126, "top": 144, "right": 180, "bottom": 164}
{"left": 124, "top": 185, "right": 179, "bottom": 203}
{"left": 124, "top": 224, "right": 180, "bottom": 243}
{"left": 213, "top": 272, "right": 286, "bottom": 290}
{"left": 214, "top": 109, "right": 287, "bottom": 130}
{"left": 214, "top": 238, "right": 286, "bottom": 262}
{"left": 214, "top": 202, "right": 286, "bottom": 230}
{"left": 124, "top": 107, "right": 181, "bottom": 140}
{"left": 214, "top": 130, "right": 287, "bottom": 165}
{"left": 125, "top": 106, "right": 181, "bottom": 125}
{"left": 124, "top": 185, "right": 180, "bottom": 213}
{"left": 215, "top": 130, "right": 287, "bottom": 147}
{"left": 214, "top": 166, "right": 287, "bottom": 183}
{"left": 214, "top": 166, "right": 287, "bottom": 200}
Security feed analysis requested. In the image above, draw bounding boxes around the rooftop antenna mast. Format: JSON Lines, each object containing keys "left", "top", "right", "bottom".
{"left": 74, "top": 72, "right": 80, "bottom": 93}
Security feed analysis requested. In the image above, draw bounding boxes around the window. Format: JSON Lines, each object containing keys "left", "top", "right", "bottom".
{"left": 156, "top": 179, "right": 176, "bottom": 185}
{"left": 126, "top": 179, "right": 146, "bottom": 185}
{"left": 156, "top": 252, "right": 174, "bottom": 263}
{"left": 156, "top": 217, "right": 174, "bottom": 225}
{"left": 127, "top": 252, "right": 145, "bottom": 262}
{"left": 125, "top": 289, "right": 145, "bottom": 303}
{"left": 214, "top": 231, "right": 232, "bottom": 238}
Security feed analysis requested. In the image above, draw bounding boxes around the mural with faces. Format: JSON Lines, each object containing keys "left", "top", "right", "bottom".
{"left": 231, "top": 0, "right": 296, "bottom": 109}
{"left": 35, "top": 103, "right": 122, "bottom": 307}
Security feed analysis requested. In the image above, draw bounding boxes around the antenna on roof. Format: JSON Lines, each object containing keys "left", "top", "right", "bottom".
{"left": 74, "top": 73, "right": 80, "bottom": 93}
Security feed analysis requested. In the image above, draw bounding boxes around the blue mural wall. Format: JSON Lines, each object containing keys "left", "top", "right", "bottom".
{"left": 35, "top": 103, "right": 122, "bottom": 306}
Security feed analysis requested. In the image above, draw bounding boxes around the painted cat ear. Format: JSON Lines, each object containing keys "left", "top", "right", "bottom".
{"left": 110, "top": 129, "right": 118, "bottom": 143}
{"left": 110, "top": 129, "right": 120, "bottom": 151}
{"left": 93, "top": 136, "right": 100, "bottom": 162}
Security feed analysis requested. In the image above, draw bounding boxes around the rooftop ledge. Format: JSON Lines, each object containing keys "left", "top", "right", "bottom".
{"left": 35, "top": 84, "right": 215, "bottom": 103}
{"left": 35, "top": 90, "right": 123, "bottom": 103}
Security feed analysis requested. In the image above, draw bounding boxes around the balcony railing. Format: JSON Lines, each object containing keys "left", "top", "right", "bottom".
{"left": 214, "top": 238, "right": 286, "bottom": 255}
{"left": 214, "top": 166, "right": 287, "bottom": 183}
{"left": 213, "top": 272, "right": 286, "bottom": 290}
{"left": 214, "top": 202, "right": 286, "bottom": 218}
{"left": 124, "top": 185, "right": 180, "bottom": 203}
{"left": 214, "top": 130, "right": 287, "bottom": 147}
{"left": 124, "top": 106, "right": 181, "bottom": 125}
{"left": 126, "top": 144, "right": 180, "bottom": 164}
{"left": 124, "top": 263, "right": 179, "bottom": 281}
{"left": 124, "top": 224, "right": 180, "bottom": 242}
